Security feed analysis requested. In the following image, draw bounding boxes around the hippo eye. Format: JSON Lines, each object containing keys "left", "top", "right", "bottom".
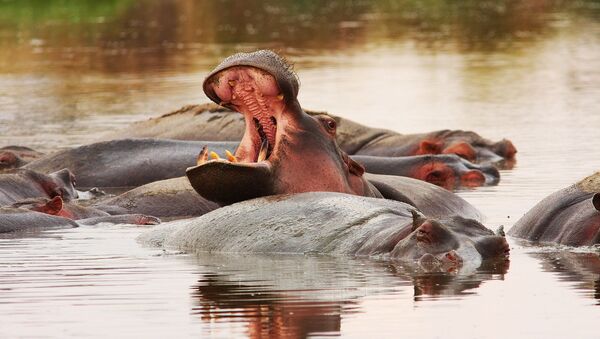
{"left": 321, "top": 118, "right": 336, "bottom": 134}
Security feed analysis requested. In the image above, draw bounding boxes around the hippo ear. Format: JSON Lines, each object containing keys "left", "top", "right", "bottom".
{"left": 44, "top": 196, "right": 64, "bottom": 215}
{"left": 417, "top": 140, "right": 442, "bottom": 155}
{"left": 593, "top": 193, "right": 600, "bottom": 212}
{"left": 347, "top": 157, "right": 365, "bottom": 177}
{"left": 410, "top": 210, "right": 426, "bottom": 231}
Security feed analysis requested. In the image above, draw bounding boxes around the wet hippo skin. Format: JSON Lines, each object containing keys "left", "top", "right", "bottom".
{"left": 509, "top": 172, "right": 600, "bottom": 246}
{"left": 141, "top": 192, "right": 508, "bottom": 268}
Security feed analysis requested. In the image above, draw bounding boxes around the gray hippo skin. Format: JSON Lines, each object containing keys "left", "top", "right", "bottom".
{"left": 11, "top": 196, "right": 160, "bottom": 226}
{"left": 354, "top": 154, "right": 500, "bottom": 190}
{"left": 105, "top": 103, "right": 516, "bottom": 167}
{"left": 143, "top": 192, "right": 509, "bottom": 268}
{"left": 94, "top": 177, "right": 218, "bottom": 219}
{"left": 21, "top": 137, "right": 498, "bottom": 190}
{"left": 0, "top": 207, "right": 78, "bottom": 233}
{"left": 0, "top": 168, "right": 77, "bottom": 205}
{"left": 509, "top": 172, "right": 600, "bottom": 246}
{"left": 24, "top": 139, "right": 238, "bottom": 188}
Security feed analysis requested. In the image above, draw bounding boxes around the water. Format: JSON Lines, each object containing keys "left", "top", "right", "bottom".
{"left": 1, "top": 0, "right": 599, "bottom": 337}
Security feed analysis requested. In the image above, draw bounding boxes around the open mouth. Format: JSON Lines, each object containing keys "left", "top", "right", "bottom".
{"left": 195, "top": 65, "right": 286, "bottom": 167}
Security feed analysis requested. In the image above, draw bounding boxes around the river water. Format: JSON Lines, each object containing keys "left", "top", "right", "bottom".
{"left": 1, "top": 1, "right": 599, "bottom": 338}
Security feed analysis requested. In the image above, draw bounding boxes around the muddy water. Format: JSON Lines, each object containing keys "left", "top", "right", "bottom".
{"left": 1, "top": 1, "right": 599, "bottom": 338}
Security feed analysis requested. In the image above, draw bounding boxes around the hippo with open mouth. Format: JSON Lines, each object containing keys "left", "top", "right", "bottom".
{"left": 187, "top": 50, "right": 381, "bottom": 205}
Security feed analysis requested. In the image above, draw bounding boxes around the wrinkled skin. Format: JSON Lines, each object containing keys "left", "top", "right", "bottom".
{"left": 0, "top": 168, "right": 77, "bottom": 205}
{"left": 89, "top": 173, "right": 480, "bottom": 221}
{"left": 365, "top": 173, "right": 482, "bottom": 221}
{"left": 11, "top": 196, "right": 160, "bottom": 225}
{"left": 355, "top": 154, "right": 500, "bottom": 190}
{"left": 94, "top": 177, "right": 218, "bottom": 220}
{"left": 0, "top": 146, "right": 44, "bottom": 172}
{"left": 24, "top": 139, "right": 237, "bottom": 188}
{"left": 187, "top": 50, "right": 379, "bottom": 205}
{"left": 144, "top": 192, "right": 508, "bottom": 267}
{"left": 509, "top": 172, "right": 600, "bottom": 246}
{"left": 105, "top": 103, "right": 516, "bottom": 167}
{"left": 21, "top": 138, "right": 496, "bottom": 190}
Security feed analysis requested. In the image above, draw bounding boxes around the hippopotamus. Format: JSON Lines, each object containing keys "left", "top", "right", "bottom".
{"left": 103, "top": 102, "right": 516, "bottom": 167}
{"left": 355, "top": 154, "right": 500, "bottom": 189}
{"left": 509, "top": 172, "right": 600, "bottom": 246}
{"left": 186, "top": 50, "right": 381, "bottom": 204}
{"left": 0, "top": 168, "right": 77, "bottom": 205}
{"left": 22, "top": 137, "right": 497, "bottom": 190}
{"left": 143, "top": 192, "right": 509, "bottom": 267}
{"left": 24, "top": 139, "right": 237, "bottom": 188}
{"left": 11, "top": 196, "right": 161, "bottom": 225}
{"left": 93, "top": 177, "right": 218, "bottom": 219}
{"left": 0, "top": 207, "right": 79, "bottom": 233}
{"left": 87, "top": 172, "right": 479, "bottom": 221}
{"left": 0, "top": 146, "right": 44, "bottom": 172}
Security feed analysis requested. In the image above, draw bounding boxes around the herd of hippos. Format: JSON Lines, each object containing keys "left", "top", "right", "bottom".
{"left": 1, "top": 50, "right": 598, "bottom": 270}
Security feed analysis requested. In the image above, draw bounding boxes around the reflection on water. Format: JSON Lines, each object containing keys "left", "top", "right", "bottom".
{"left": 1, "top": 0, "right": 600, "bottom": 337}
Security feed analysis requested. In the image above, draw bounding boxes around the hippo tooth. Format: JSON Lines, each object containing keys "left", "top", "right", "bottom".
{"left": 276, "top": 94, "right": 284, "bottom": 101}
{"left": 257, "top": 138, "right": 269, "bottom": 162}
{"left": 225, "top": 150, "right": 237, "bottom": 163}
{"left": 197, "top": 146, "right": 209, "bottom": 166}
{"left": 228, "top": 80, "right": 236, "bottom": 87}
{"left": 210, "top": 151, "right": 221, "bottom": 160}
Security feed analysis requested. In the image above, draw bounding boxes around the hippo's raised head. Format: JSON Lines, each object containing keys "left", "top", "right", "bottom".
{"left": 391, "top": 211, "right": 509, "bottom": 269}
{"left": 188, "top": 50, "right": 379, "bottom": 205}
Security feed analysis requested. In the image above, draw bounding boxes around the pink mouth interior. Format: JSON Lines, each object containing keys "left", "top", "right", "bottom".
{"left": 208, "top": 66, "right": 285, "bottom": 163}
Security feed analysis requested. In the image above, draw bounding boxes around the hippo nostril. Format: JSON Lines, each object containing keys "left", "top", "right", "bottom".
{"left": 461, "top": 170, "right": 485, "bottom": 187}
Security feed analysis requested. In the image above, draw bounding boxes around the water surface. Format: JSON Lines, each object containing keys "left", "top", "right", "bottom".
{"left": 1, "top": 1, "right": 599, "bottom": 337}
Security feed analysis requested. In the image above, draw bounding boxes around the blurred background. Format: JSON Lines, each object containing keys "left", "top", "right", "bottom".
{"left": 1, "top": 0, "right": 599, "bottom": 151}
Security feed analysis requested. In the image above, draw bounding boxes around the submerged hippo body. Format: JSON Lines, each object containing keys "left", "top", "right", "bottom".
{"left": 143, "top": 192, "right": 508, "bottom": 267}
{"left": 24, "top": 139, "right": 238, "bottom": 188}
{"left": 0, "top": 207, "right": 78, "bottom": 233}
{"left": 509, "top": 172, "right": 600, "bottom": 246}
{"left": 0, "top": 168, "right": 77, "bottom": 205}
{"left": 105, "top": 103, "right": 516, "bottom": 166}
{"left": 11, "top": 196, "right": 160, "bottom": 225}
{"left": 355, "top": 154, "right": 500, "bottom": 189}
{"left": 94, "top": 177, "right": 218, "bottom": 219}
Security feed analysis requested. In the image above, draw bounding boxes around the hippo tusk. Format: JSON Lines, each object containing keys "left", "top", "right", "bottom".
{"left": 210, "top": 151, "right": 221, "bottom": 160}
{"left": 257, "top": 138, "right": 269, "bottom": 162}
{"left": 225, "top": 150, "right": 238, "bottom": 163}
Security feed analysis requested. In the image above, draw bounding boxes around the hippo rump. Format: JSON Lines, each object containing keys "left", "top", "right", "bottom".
{"left": 509, "top": 172, "right": 600, "bottom": 246}
{"left": 0, "top": 168, "right": 77, "bottom": 205}
{"left": 141, "top": 192, "right": 509, "bottom": 268}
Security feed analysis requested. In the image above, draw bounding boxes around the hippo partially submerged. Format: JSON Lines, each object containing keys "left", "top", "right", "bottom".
{"left": 187, "top": 50, "right": 381, "bottom": 204}
{"left": 509, "top": 172, "right": 600, "bottom": 246}
{"left": 0, "top": 168, "right": 77, "bottom": 205}
{"left": 142, "top": 192, "right": 509, "bottom": 268}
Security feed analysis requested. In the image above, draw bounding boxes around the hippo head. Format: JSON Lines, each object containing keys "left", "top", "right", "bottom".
{"left": 188, "top": 50, "right": 378, "bottom": 205}
{"left": 391, "top": 211, "right": 510, "bottom": 270}
{"left": 0, "top": 151, "right": 25, "bottom": 171}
